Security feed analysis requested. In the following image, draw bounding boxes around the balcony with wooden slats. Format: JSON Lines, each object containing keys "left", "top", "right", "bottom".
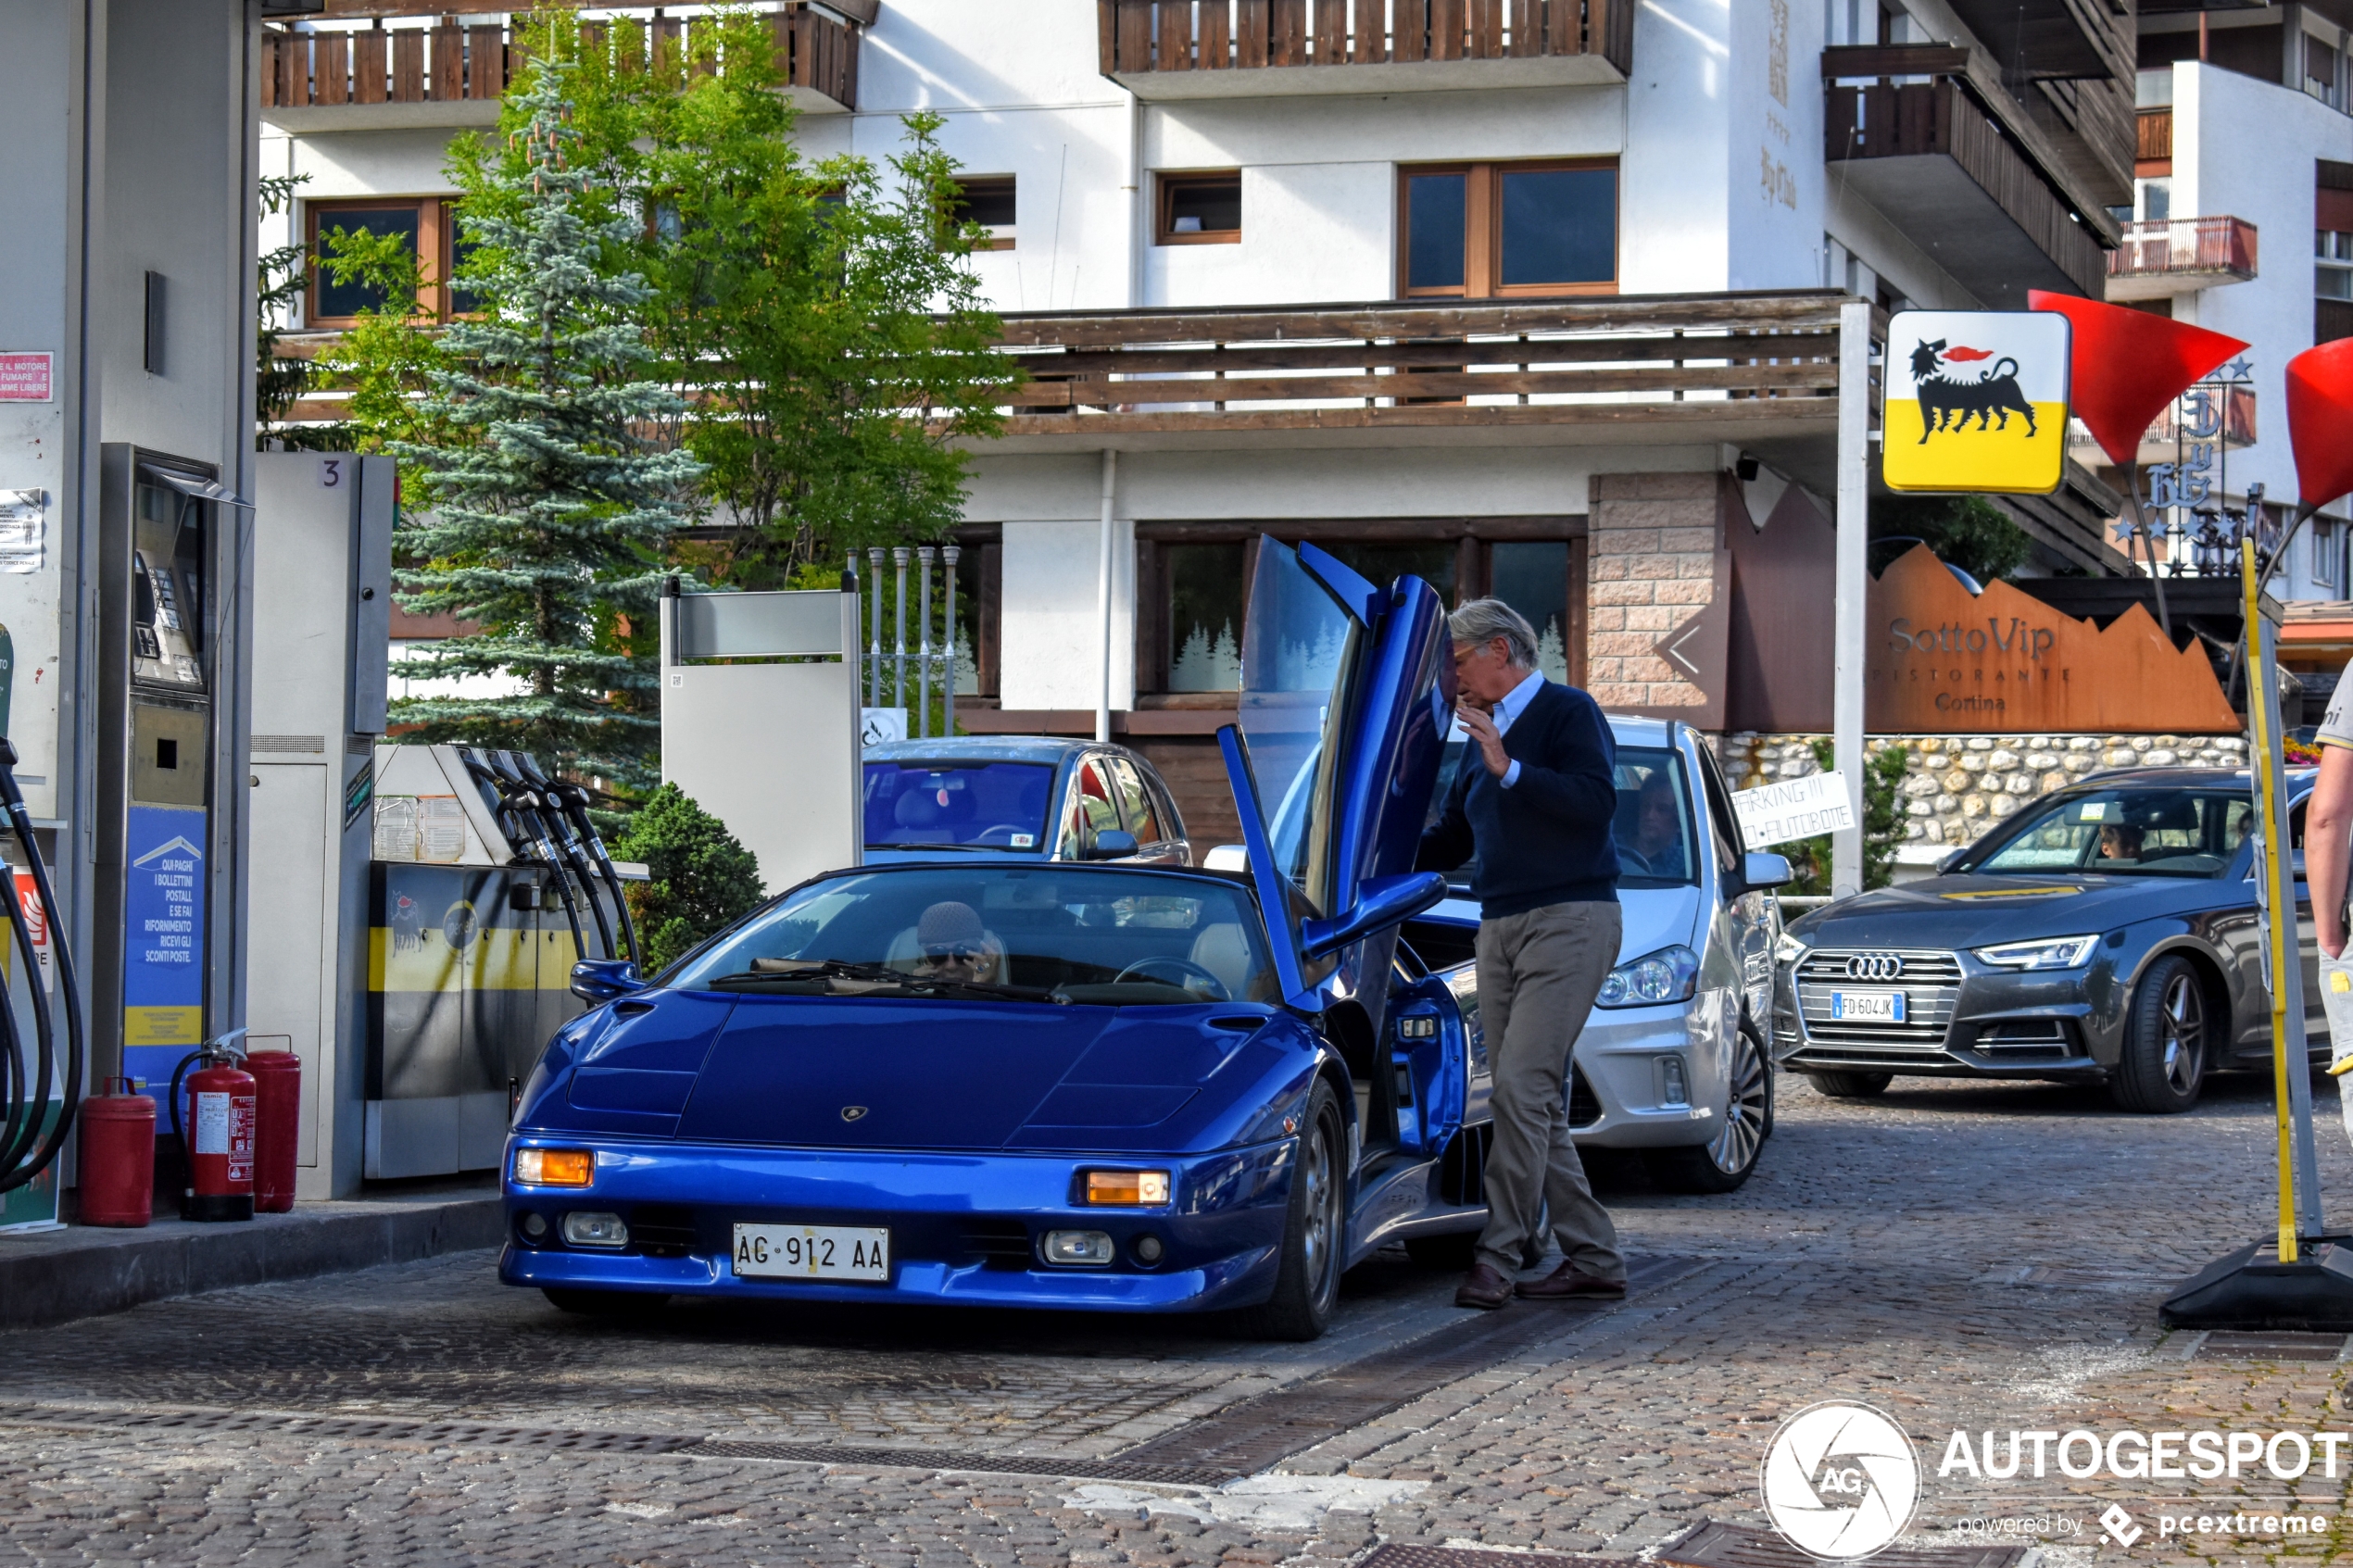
{"left": 975, "top": 292, "right": 1853, "bottom": 477}
{"left": 1823, "top": 45, "right": 2116, "bottom": 306}
{"left": 1097, "top": 0, "right": 1631, "bottom": 97}
{"left": 260, "top": 4, "right": 859, "bottom": 132}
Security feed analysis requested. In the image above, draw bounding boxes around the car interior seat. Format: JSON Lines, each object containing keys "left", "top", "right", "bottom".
{"left": 1188, "top": 922, "right": 1254, "bottom": 999}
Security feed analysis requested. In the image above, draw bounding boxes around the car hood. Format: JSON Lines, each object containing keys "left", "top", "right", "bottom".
{"left": 1791, "top": 872, "right": 2233, "bottom": 950}
{"left": 623, "top": 993, "right": 1276, "bottom": 1152}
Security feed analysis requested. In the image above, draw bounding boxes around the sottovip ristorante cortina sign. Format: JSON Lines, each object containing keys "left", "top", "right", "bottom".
{"left": 1867, "top": 546, "right": 2236, "bottom": 733}
{"left": 1883, "top": 309, "right": 2071, "bottom": 495}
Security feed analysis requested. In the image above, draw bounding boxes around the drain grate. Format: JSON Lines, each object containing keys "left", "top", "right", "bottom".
{"left": 2196, "top": 1330, "right": 2349, "bottom": 1361}
{"left": 1657, "top": 1522, "right": 2028, "bottom": 1568}
{"left": 0, "top": 1401, "right": 700, "bottom": 1455}
{"left": 1111, "top": 1254, "right": 1693, "bottom": 1476}
{"left": 693, "top": 1440, "right": 1235, "bottom": 1486}
{"left": 1360, "top": 1547, "right": 1640, "bottom": 1568}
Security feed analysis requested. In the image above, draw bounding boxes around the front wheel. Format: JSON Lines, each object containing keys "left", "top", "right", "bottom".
{"left": 1231, "top": 1081, "right": 1344, "bottom": 1341}
{"left": 1643, "top": 1029, "right": 1770, "bottom": 1195}
{"left": 2109, "top": 954, "right": 2208, "bottom": 1113}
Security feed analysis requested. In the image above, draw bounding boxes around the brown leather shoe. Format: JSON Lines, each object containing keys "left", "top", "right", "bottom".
{"left": 1516, "top": 1262, "right": 1628, "bottom": 1299}
{"left": 1454, "top": 1262, "right": 1515, "bottom": 1311}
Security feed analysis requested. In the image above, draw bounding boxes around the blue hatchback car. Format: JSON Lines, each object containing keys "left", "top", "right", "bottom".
{"left": 502, "top": 539, "right": 1478, "bottom": 1339}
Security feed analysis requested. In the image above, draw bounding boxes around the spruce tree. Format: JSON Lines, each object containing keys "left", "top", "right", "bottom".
{"left": 390, "top": 58, "right": 701, "bottom": 794}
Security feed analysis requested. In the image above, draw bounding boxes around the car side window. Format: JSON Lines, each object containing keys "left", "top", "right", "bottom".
{"left": 1063, "top": 757, "right": 1122, "bottom": 856}
{"left": 1107, "top": 758, "right": 1165, "bottom": 844}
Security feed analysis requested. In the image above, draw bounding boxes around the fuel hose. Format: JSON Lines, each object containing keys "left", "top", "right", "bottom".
{"left": 547, "top": 778, "right": 640, "bottom": 967}
{"left": 0, "top": 736, "right": 82, "bottom": 1196}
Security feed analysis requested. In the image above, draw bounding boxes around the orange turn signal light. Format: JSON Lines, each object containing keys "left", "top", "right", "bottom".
{"left": 514, "top": 1148, "right": 594, "bottom": 1187}
{"left": 1082, "top": 1169, "right": 1171, "bottom": 1206}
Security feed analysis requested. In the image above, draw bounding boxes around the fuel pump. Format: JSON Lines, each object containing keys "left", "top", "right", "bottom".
{"left": 457, "top": 749, "right": 587, "bottom": 960}
{"left": 503, "top": 754, "right": 623, "bottom": 961}
{"left": 0, "top": 737, "right": 83, "bottom": 1198}
{"left": 539, "top": 775, "right": 639, "bottom": 966}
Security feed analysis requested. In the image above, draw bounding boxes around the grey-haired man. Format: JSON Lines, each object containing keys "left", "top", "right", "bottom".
{"left": 1417, "top": 599, "right": 1627, "bottom": 1311}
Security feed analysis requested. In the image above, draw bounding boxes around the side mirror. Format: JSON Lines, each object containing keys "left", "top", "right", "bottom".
{"left": 571, "top": 959, "right": 648, "bottom": 1004}
{"left": 1938, "top": 850, "right": 1967, "bottom": 874}
{"left": 1741, "top": 851, "right": 1793, "bottom": 891}
{"left": 1084, "top": 829, "right": 1139, "bottom": 860}
{"left": 1300, "top": 872, "right": 1449, "bottom": 961}
{"left": 1202, "top": 844, "right": 1250, "bottom": 873}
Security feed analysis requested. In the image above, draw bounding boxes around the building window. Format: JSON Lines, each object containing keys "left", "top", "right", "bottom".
{"left": 2316, "top": 516, "right": 2341, "bottom": 589}
{"left": 1157, "top": 171, "right": 1242, "bottom": 245}
{"left": 2322, "top": 230, "right": 2353, "bottom": 299}
{"left": 2138, "top": 178, "right": 2171, "bottom": 223}
{"left": 2309, "top": 31, "right": 2345, "bottom": 111}
{"left": 1136, "top": 522, "right": 1585, "bottom": 695}
{"left": 949, "top": 176, "right": 1016, "bottom": 250}
{"left": 306, "top": 197, "right": 469, "bottom": 327}
{"left": 1399, "top": 161, "right": 1618, "bottom": 298}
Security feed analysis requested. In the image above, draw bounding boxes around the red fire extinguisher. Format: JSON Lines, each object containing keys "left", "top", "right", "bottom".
{"left": 245, "top": 1047, "right": 300, "bottom": 1213}
{"left": 169, "top": 1037, "right": 255, "bottom": 1223}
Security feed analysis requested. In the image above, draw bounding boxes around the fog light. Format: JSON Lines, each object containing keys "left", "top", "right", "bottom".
{"left": 1658, "top": 1055, "right": 1690, "bottom": 1107}
{"left": 1081, "top": 1169, "right": 1171, "bottom": 1206}
{"left": 1133, "top": 1234, "right": 1164, "bottom": 1265}
{"left": 521, "top": 1211, "right": 548, "bottom": 1241}
{"left": 1042, "top": 1229, "right": 1115, "bottom": 1266}
{"left": 514, "top": 1147, "right": 593, "bottom": 1187}
{"left": 561, "top": 1211, "right": 629, "bottom": 1248}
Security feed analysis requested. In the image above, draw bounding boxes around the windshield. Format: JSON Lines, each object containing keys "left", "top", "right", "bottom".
{"left": 863, "top": 761, "right": 1055, "bottom": 850}
{"left": 668, "top": 867, "right": 1279, "bottom": 1006}
{"left": 1960, "top": 786, "right": 2255, "bottom": 878}
{"left": 1425, "top": 740, "right": 1697, "bottom": 889}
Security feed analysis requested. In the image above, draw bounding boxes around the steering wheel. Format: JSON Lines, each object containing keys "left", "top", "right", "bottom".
{"left": 1113, "top": 957, "right": 1231, "bottom": 1001}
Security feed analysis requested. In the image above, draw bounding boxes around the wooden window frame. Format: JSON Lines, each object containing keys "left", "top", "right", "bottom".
{"left": 950, "top": 175, "right": 1017, "bottom": 252}
{"left": 306, "top": 195, "right": 468, "bottom": 328}
{"left": 1397, "top": 158, "right": 1620, "bottom": 300}
{"left": 1134, "top": 518, "right": 1588, "bottom": 695}
{"left": 1156, "top": 169, "right": 1244, "bottom": 246}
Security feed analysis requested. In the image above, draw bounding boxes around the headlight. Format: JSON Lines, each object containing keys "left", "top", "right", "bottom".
{"left": 1597, "top": 945, "right": 1700, "bottom": 1008}
{"left": 513, "top": 1147, "right": 593, "bottom": 1187}
{"left": 1971, "top": 935, "right": 2100, "bottom": 971}
{"left": 1773, "top": 931, "right": 1806, "bottom": 967}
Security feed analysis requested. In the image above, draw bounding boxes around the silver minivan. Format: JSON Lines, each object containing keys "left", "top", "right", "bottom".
{"left": 1403, "top": 716, "right": 1790, "bottom": 1193}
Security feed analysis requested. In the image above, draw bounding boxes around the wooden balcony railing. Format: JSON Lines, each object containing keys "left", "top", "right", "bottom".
{"left": 1098, "top": 0, "right": 1631, "bottom": 82}
{"left": 261, "top": 4, "right": 859, "bottom": 115}
{"left": 2108, "top": 217, "right": 2257, "bottom": 283}
{"left": 987, "top": 294, "right": 1850, "bottom": 439}
{"left": 1826, "top": 69, "right": 2108, "bottom": 296}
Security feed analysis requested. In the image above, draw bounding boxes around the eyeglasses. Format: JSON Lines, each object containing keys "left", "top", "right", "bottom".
{"left": 924, "top": 941, "right": 985, "bottom": 962}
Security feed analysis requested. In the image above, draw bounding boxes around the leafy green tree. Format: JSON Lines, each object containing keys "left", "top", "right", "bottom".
{"left": 256, "top": 174, "right": 315, "bottom": 442}
{"left": 611, "top": 784, "right": 767, "bottom": 972}
{"left": 1870, "top": 495, "right": 2033, "bottom": 585}
{"left": 390, "top": 58, "right": 702, "bottom": 795}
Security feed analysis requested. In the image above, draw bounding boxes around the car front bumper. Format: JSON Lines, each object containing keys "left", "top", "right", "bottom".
{"left": 497, "top": 1135, "right": 1298, "bottom": 1313}
{"left": 1567, "top": 996, "right": 1733, "bottom": 1149}
{"left": 1772, "top": 944, "right": 2109, "bottom": 1079}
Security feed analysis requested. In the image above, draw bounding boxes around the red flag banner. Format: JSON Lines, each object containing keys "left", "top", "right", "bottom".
{"left": 2027, "top": 291, "right": 2247, "bottom": 467}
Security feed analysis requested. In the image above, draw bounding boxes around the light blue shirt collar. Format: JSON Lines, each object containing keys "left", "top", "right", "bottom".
{"left": 1492, "top": 669, "right": 1546, "bottom": 734}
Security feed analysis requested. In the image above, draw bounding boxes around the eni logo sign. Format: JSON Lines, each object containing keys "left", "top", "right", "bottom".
{"left": 1866, "top": 546, "right": 2236, "bottom": 733}
{"left": 1881, "top": 309, "right": 2071, "bottom": 495}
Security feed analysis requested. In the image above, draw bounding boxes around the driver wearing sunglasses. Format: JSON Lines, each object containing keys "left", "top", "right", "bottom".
{"left": 912, "top": 900, "right": 1005, "bottom": 985}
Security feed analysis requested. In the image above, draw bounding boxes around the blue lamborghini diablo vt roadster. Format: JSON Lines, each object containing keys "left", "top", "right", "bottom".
{"left": 501, "top": 539, "right": 1478, "bottom": 1339}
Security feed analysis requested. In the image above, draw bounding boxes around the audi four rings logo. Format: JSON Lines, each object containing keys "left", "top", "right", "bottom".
{"left": 1844, "top": 953, "right": 1906, "bottom": 981}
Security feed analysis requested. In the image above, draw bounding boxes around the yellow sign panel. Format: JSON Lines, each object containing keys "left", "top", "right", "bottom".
{"left": 125, "top": 1005, "right": 203, "bottom": 1047}
{"left": 1881, "top": 309, "right": 2071, "bottom": 495}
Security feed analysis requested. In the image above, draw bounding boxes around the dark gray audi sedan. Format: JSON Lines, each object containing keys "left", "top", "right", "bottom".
{"left": 1771, "top": 768, "right": 2321, "bottom": 1113}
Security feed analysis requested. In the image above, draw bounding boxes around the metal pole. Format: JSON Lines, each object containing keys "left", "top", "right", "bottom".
{"left": 916, "top": 546, "right": 935, "bottom": 739}
{"left": 866, "top": 546, "right": 885, "bottom": 707}
{"left": 1097, "top": 449, "right": 1117, "bottom": 746}
{"left": 943, "top": 544, "right": 962, "bottom": 737}
{"left": 892, "top": 546, "right": 910, "bottom": 717}
{"left": 1831, "top": 299, "right": 1870, "bottom": 898}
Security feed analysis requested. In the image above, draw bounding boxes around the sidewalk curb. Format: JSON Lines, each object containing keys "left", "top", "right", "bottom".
{"left": 0, "top": 1197, "right": 503, "bottom": 1331}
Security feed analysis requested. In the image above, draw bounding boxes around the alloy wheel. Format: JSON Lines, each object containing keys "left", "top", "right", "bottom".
{"left": 1706, "top": 1032, "right": 1768, "bottom": 1175}
{"left": 2159, "top": 971, "right": 2205, "bottom": 1097}
{"left": 1301, "top": 1116, "right": 1340, "bottom": 1310}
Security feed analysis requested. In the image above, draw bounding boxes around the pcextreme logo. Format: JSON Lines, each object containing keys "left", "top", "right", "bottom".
{"left": 1760, "top": 1401, "right": 1922, "bottom": 1560}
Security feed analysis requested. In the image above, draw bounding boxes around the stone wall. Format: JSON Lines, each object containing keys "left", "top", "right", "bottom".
{"left": 1716, "top": 732, "right": 2250, "bottom": 847}
{"left": 1585, "top": 472, "right": 1719, "bottom": 711}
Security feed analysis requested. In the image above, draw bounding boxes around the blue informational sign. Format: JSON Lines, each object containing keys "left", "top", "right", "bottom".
{"left": 121, "top": 803, "right": 207, "bottom": 1114}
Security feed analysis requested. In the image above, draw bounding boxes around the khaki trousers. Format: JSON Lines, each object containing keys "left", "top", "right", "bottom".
{"left": 1473, "top": 899, "right": 1626, "bottom": 1281}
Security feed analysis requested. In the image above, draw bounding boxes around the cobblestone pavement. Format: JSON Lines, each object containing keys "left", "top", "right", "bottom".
{"left": 6, "top": 1071, "right": 2353, "bottom": 1565}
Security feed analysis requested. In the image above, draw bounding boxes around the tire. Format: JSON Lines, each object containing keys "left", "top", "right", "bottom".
{"left": 1743, "top": 1019, "right": 1777, "bottom": 1138}
{"left": 1643, "top": 1026, "right": 1771, "bottom": 1195}
{"left": 2109, "top": 954, "right": 2208, "bottom": 1113}
{"left": 1403, "top": 1230, "right": 1479, "bottom": 1270}
{"left": 1806, "top": 1071, "right": 1893, "bottom": 1098}
{"left": 1232, "top": 1081, "right": 1344, "bottom": 1341}
{"left": 542, "top": 1287, "right": 668, "bottom": 1318}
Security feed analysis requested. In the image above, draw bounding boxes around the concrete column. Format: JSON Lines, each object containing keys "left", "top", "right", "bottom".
{"left": 1584, "top": 471, "right": 1722, "bottom": 711}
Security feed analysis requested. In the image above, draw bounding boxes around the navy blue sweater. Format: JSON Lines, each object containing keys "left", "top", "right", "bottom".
{"left": 1416, "top": 682, "right": 1620, "bottom": 918}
